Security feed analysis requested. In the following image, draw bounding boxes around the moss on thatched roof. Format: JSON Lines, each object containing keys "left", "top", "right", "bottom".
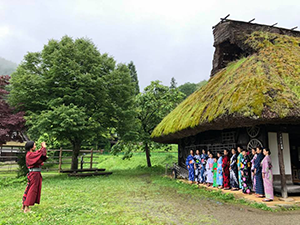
{"left": 152, "top": 32, "right": 300, "bottom": 143}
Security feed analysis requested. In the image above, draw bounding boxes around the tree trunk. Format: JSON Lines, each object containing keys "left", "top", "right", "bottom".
{"left": 145, "top": 143, "right": 152, "bottom": 167}
{"left": 277, "top": 131, "right": 288, "bottom": 198}
{"left": 71, "top": 141, "right": 81, "bottom": 170}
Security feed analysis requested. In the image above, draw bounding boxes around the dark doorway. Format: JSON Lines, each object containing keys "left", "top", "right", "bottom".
{"left": 289, "top": 133, "right": 300, "bottom": 184}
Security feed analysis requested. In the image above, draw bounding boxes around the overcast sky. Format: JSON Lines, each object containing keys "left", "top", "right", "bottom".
{"left": 0, "top": 0, "right": 299, "bottom": 89}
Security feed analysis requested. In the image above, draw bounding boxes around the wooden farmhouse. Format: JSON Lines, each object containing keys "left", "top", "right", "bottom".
{"left": 152, "top": 19, "right": 300, "bottom": 197}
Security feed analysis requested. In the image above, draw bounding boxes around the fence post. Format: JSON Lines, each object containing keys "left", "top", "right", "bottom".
{"left": 58, "top": 148, "right": 62, "bottom": 172}
{"left": 90, "top": 148, "right": 93, "bottom": 169}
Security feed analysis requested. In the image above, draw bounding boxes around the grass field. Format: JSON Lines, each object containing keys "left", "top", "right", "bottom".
{"left": 1, "top": 152, "right": 300, "bottom": 225}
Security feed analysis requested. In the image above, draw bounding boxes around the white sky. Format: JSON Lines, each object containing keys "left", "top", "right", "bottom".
{"left": 0, "top": 0, "right": 299, "bottom": 89}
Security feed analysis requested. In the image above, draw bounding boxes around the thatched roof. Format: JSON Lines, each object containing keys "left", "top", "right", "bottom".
{"left": 152, "top": 32, "right": 300, "bottom": 143}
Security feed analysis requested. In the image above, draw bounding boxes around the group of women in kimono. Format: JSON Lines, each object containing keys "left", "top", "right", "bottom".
{"left": 186, "top": 146, "right": 274, "bottom": 202}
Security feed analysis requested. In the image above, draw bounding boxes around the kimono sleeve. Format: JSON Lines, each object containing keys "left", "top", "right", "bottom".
{"left": 262, "top": 157, "right": 269, "bottom": 174}
{"left": 222, "top": 156, "right": 227, "bottom": 168}
{"left": 230, "top": 155, "right": 236, "bottom": 167}
{"left": 254, "top": 154, "right": 262, "bottom": 170}
{"left": 186, "top": 156, "right": 190, "bottom": 166}
{"left": 26, "top": 147, "right": 48, "bottom": 166}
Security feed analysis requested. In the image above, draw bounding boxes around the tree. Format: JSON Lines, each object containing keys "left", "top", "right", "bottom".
{"left": 128, "top": 61, "right": 140, "bottom": 95}
{"left": 170, "top": 77, "right": 177, "bottom": 89}
{"left": 178, "top": 80, "right": 208, "bottom": 99}
{"left": 9, "top": 36, "right": 136, "bottom": 170}
{"left": 113, "top": 81, "right": 184, "bottom": 167}
{"left": 178, "top": 82, "right": 197, "bottom": 98}
{"left": 0, "top": 75, "right": 25, "bottom": 145}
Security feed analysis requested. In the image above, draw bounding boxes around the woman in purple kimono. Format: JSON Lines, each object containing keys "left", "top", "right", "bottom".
{"left": 262, "top": 148, "right": 274, "bottom": 202}
{"left": 206, "top": 153, "right": 214, "bottom": 186}
{"left": 251, "top": 148, "right": 257, "bottom": 192}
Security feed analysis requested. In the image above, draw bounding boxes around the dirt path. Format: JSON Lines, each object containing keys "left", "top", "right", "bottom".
{"left": 134, "top": 174, "right": 300, "bottom": 225}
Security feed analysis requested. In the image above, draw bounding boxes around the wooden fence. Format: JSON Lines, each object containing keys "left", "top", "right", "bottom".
{"left": 0, "top": 148, "right": 104, "bottom": 173}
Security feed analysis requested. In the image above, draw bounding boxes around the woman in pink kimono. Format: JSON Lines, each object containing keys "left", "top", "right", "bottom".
{"left": 262, "top": 148, "right": 274, "bottom": 202}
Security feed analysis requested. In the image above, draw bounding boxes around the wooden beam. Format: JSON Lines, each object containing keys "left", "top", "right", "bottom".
{"left": 277, "top": 131, "right": 288, "bottom": 198}
{"left": 58, "top": 148, "right": 62, "bottom": 172}
{"left": 291, "top": 26, "right": 298, "bottom": 31}
{"left": 270, "top": 23, "right": 278, "bottom": 27}
{"left": 90, "top": 148, "right": 93, "bottom": 169}
{"left": 220, "top": 14, "right": 230, "bottom": 22}
{"left": 248, "top": 18, "right": 255, "bottom": 23}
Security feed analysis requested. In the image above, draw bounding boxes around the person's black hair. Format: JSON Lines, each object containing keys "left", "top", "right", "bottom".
{"left": 264, "top": 148, "right": 271, "bottom": 155}
{"left": 242, "top": 148, "right": 247, "bottom": 152}
{"left": 25, "top": 141, "right": 35, "bottom": 152}
{"left": 217, "top": 151, "right": 222, "bottom": 156}
{"left": 224, "top": 148, "right": 229, "bottom": 153}
{"left": 257, "top": 146, "right": 263, "bottom": 150}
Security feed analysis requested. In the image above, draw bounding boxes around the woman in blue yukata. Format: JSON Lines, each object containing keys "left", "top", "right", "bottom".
{"left": 186, "top": 150, "right": 195, "bottom": 184}
{"left": 200, "top": 149, "right": 208, "bottom": 184}
{"left": 194, "top": 150, "right": 202, "bottom": 184}
{"left": 237, "top": 146, "right": 243, "bottom": 189}
{"left": 216, "top": 152, "right": 223, "bottom": 188}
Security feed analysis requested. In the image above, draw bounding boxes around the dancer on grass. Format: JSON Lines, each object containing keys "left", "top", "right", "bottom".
{"left": 22, "top": 141, "right": 48, "bottom": 213}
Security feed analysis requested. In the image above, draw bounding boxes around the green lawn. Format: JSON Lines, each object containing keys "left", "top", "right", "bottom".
{"left": 1, "top": 152, "right": 293, "bottom": 225}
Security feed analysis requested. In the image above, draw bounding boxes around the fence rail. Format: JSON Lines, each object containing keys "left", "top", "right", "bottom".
{"left": 0, "top": 148, "right": 102, "bottom": 173}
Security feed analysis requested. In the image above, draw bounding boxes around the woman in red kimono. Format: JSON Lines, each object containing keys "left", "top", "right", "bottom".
{"left": 22, "top": 141, "right": 47, "bottom": 213}
{"left": 222, "top": 149, "right": 230, "bottom": 190}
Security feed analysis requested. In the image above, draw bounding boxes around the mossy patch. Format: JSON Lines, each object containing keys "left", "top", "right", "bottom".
{"left": 152, "top": 32, "right": 300, "bottom": 139}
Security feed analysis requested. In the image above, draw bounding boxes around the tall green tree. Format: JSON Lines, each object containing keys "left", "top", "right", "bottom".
{"left": 9, "top": 36, "right": 136, "bottom": 170}
{"left": 128, "top": 61, "right": 140, "bottom": 95}
{"left": 112, "top": 81, "right": 184, "bottom": 167}
{"left": 170, "top": 77, "right": 177, "bottom": 89}
{"left": 178, "top": 80, "right": 207, "bottom": 99}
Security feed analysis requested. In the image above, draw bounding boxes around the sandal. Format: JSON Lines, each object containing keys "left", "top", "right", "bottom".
{"left": 262, "top": 199, "right": 273, "bottom": 202}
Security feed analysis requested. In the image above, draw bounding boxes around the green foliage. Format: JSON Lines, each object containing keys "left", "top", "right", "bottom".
{"left": 128, "top": 61, "right": 140, "bottom": 95}
{"left": 178, "top": 80, "right": 208, "bottom": 98}
{"left": 17, "top": 151, "right": 28, "bottom": 177}
{"left": 0, "top": 57, "right": 17, "bottom": 75}
{"left": 9, "top": 36, "right": 136, "bottom": 169}
{"left": 169, "top": 77, "right": 177, "bottom": 89}
{"left": 112, "top": 81, "right": 184, "bottom": 165}
{"left": 152, "top": 32, "right": 300, "bottom": 139}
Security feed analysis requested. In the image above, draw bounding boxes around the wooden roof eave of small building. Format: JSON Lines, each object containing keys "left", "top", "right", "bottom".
{"left": 151, "top": 32, "right": 300, "bottom": 144}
